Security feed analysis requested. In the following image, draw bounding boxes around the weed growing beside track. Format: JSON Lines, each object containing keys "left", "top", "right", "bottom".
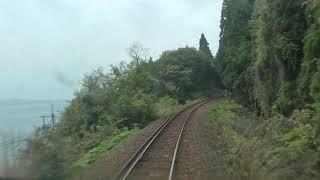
{"left": 208, "top": 100, "right": 263, "bottom": 179}
{"left": 75, "top": 128, "right": 139, "bottom": 168}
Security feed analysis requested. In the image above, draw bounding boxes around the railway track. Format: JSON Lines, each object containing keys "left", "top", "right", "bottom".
{"left": 114, "top": 99, "right": 212, "bottom": 180}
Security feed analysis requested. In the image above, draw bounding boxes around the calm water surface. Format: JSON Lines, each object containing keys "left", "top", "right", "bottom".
{"left": 0, "top": 99, "right": 68, "bottom": 133}
{"left": 0, "top": 99, "right": 69, "bottom": 175}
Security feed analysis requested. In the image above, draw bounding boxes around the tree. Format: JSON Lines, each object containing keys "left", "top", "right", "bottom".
{"left": 156, "top": 47, "right": 221, "bottom": 102}
{"left": 127, "top": 41, "right": 150, "bottom": 66}
{"left": 216, "top": 0, "right": 255, "bottom": 106}
{"left": 199, "top": 33, "right": 214, "bottom": 59}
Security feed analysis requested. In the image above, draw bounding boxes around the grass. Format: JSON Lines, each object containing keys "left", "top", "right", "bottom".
{"left": 209, "top": 100, "right": 239, "bottom": 134}
{"left": 74, "top": 128, "right": 139, "bottom": 168}
{"left": 208, "top": 100, "right": 263, "bottom": 179}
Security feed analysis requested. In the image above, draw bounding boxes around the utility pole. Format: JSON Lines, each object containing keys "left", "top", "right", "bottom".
{"left": 41, "top": 116, "right": 45, "bottom": 126}
{"left": 40, "top": 104, "right": 56, "bottom": 128}
{"left": 51, "top": 104, "right": 55, "bottom": 125}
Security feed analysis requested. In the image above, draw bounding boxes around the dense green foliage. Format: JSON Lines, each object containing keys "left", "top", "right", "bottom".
{"left": 215, "top": 0, "right": 320, "bottom": 178}
{"left": 217, "top": 0, "right": 320, "bottom": 115}
{"left": 209, "top": 100, "right": 320, "bottom": 179}
{"left": 156, "top": 47, "right": 221, "bottom": 102}
{"left": 253, "top": 0, "right": 308, "bottom": 116}
{"left": 23, "top": 37, "right": 220, "bottom": 179}
{"left": 216, "top": 0, "right": 255, "bottom": 105}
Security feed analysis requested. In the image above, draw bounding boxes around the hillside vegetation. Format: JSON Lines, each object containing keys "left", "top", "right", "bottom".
{"left": 213, "top": 0, "right": 320, "bottom": 179}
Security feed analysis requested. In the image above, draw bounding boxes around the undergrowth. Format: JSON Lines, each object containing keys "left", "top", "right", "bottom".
{"left": 65, "top": 128, "right": 138, "bottom": 179}
{"left": 209, "top": 100, "right": 263, "bottom": 179}
{"left": 74, "top": 128, "right": 138, "bottom": 168}
{"left": 208, "top": 100, "right": 320, "bottom": 180}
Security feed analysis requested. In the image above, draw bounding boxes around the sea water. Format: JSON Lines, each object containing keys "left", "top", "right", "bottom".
{"left": 0, "top": 99, "right": 68, "bottom": 132}
{"left": 0, "top": 99, "right": 68, "bottom": 176}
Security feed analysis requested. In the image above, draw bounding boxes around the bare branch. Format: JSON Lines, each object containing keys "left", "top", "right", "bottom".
{"left": 127, "top": 41, "right": 150, "bottom": 65}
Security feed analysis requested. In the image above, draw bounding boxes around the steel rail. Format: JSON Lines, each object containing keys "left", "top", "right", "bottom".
{"left": 168, "top": 99, "right": 213, "bottom": 180}
{"left": 114, "top": 99, "right": 210, "bottom": 180}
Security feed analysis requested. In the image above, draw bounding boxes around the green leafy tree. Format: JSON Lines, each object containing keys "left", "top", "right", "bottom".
{"left": 156, "top": 47, "right": 221, "bottom": 102}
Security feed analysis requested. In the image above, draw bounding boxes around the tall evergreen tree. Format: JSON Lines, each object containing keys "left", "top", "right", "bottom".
{"left": 199, "top": 33, "right": 213, "bottom": 59}
{"left": 216, "top": 0, "right": 255, "bottom": 106}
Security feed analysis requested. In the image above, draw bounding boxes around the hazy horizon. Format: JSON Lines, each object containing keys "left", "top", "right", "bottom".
{"left": 0, "top": 0, "right": 223, "bottom": 100}
{"left": 0, "top": 99, "right": 68, "bottom": 132}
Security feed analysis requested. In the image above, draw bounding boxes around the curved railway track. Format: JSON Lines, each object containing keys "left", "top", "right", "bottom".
{"left": 114, "top": 99, "right": 213, "bottom": 180}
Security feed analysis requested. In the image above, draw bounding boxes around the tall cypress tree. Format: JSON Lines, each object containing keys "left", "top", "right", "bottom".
{"left": 199, "top": 33, "right": 213, "bottom": 59}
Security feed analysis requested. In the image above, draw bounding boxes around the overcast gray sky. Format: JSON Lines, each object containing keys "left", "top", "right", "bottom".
{"left": 0, "top": 0, "right": 223, "bottom": 100}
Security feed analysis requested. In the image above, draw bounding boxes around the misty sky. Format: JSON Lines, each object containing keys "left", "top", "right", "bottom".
{"left": 0, "top": 0, "right": 223, "bottom": 100}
